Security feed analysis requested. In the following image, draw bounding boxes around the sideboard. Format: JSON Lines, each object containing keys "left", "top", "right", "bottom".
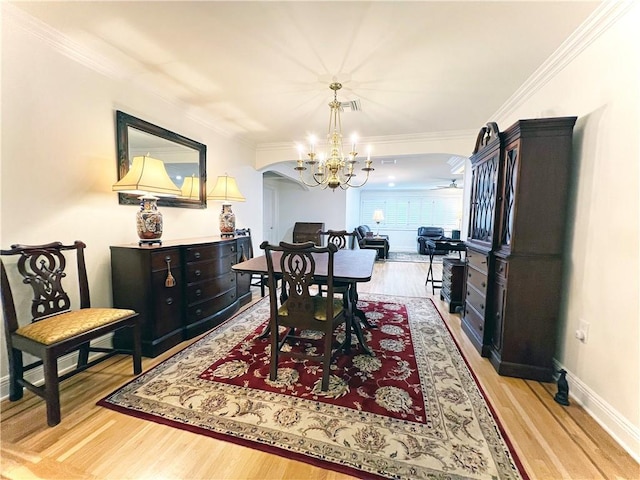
{"left": 111, "top": 236, "right": 252, "bottom": 357}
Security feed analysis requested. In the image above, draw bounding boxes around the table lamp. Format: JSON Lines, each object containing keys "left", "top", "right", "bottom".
{"left": 207, "top": 174, "right": 246, "bottom": 236}
{"left": 180, "top": 175, "right": 200, "bottom": 200}
{"left": 373, "top": 209, "right": 384, "bottom": 236}
{"left": 112, "top": 155, "right": 181, "bottom": 245}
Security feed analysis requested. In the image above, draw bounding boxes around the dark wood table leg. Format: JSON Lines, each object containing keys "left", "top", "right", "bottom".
{"left": 348, "top": 283, "right": 374, "bottom": 355}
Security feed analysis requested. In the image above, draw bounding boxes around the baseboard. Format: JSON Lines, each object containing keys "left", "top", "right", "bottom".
{"left": 0, "top": 336, "right": 113, "bottom": 401}
{"left": 554, "top": 360, "right": 640, "bottom": 463}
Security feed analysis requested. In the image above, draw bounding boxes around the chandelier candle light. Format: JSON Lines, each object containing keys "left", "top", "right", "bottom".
{"left": 295, "top": 82, "right": 374, "bottom": 190}
{"left": 207, "top": 174, "right": 246, "bottom": 236}
{"left": 112, "top": 155, "right": 181, "bottom": 245}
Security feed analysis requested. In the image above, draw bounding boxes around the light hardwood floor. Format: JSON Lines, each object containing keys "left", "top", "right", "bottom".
{"left": 1, "top": 260, "right": 638, "bottom": 480}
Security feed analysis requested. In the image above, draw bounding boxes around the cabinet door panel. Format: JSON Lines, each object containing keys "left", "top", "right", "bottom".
{"left": 150, "top": 270, "right": 184, "bottom": 337}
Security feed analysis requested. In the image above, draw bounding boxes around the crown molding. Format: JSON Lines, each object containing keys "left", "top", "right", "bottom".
{"left": 255, "top": 129, "right": 477, "bottom": 153}
{"left": 491, "top": 0, "right": 635, "bottom": 122}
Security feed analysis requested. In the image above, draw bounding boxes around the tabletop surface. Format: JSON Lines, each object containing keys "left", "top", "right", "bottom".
{"left": 233, "top": 248, "right": 377, "bottom": 283}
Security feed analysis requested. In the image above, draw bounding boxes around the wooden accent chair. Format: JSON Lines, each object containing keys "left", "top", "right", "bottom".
{"left": 235, "top": 228, "right": 268, "bottom": 297}
{"left": 0, "top": 241, "right": 142, "bottom": 426}
{"left": 261, "top": 241, "right": 350, "bottom": 391}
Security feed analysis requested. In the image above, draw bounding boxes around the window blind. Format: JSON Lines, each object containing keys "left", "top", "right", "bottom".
{"left": 360, "top": 191, "right": 462, "bottom": 231}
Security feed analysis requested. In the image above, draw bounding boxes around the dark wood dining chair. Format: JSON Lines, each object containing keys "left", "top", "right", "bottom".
{"left": 0, "top": 241, "right": 142, "bottom": 426}
{"left": 261, "top": 241, "right": 351, "bottom": 391}
{"left": 235, "top": 228, "right": 268, "bottom": 297}
{"left": 318, "top": 229, "right": 357, "bottom": 250}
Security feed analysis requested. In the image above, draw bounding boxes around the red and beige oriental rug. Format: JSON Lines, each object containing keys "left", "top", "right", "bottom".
{"left": 99, "top": 294, "right": 526, "bottom": 480}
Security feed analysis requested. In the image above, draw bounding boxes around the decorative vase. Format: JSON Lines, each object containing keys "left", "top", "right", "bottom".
{"left": 136, "top": 195, "right": 163, "bottom": 245}
{"left": 219, "top": 203, "right": 236, "bottom": 236}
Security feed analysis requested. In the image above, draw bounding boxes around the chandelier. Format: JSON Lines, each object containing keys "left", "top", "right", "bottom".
{"left": 295, "top": 82, "right": 374, "bottom": 190}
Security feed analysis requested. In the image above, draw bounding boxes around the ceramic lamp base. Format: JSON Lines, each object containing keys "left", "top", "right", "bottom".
{"left": 137, "top": 195, "right": 163, "bottom": 245}
{"left": 219, "top": 203, "right": 236, "bottom": 237}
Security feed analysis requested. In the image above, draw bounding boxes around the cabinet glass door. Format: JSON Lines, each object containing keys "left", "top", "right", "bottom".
{"left": 468, "top": 155, "right": 499, "bottom": 244}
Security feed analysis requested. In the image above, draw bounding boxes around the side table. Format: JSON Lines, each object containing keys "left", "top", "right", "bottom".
{"left": 361, "top": 236, "right": 389, "bottom": 260}
{"left": 441, "top": 257, "right": 466, "bottom": 313}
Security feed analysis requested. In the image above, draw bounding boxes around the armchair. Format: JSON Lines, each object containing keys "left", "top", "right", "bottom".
{"left": 417, "top": 227, "right": 450, "bottom": 255}
{"left": 356, "top": 225, "right": 389, "bottom": 260}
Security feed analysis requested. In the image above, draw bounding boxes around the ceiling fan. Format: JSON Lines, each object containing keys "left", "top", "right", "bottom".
{"left": 432, "top": 179, "right": 460, "bottom": 190}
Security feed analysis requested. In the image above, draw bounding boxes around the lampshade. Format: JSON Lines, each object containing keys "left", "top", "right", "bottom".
{"left": 373, "top": 210, "right": 385, "bottom": 223}
{"left": 207, "top": 175, "right": 246, "bottom": 202}
{"left": 112, "top": 156, "right": 181, "bottom": 197}
{"left": 112, "top": 155, "right": 180, "bottom": 246}
{"left": 180, "top": 175, "right": 200, "bottom": 200}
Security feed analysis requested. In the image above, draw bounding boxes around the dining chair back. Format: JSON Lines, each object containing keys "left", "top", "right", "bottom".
{"left": 235, "top": 228, "right": 268, "bottom": 297}
{"left": 0, "top": 241, "right": 142, "bottom": 426}
{"left": 260, "top": 240, "right": 351, "bottom": 391}
{"left": 318, "top": 229, "right": 357, "bottom": 250}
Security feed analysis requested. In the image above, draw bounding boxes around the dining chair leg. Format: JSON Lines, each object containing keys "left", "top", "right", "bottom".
{"left": 8, "top": 348, "right": 24, "bottom": 401}
{"left": 76, "top": 342, "right": 90, "bottom": 368}
{"left": 132, "top": 323, "right": 142, "bottom": 374}
{"left": 269, "top": 321, "right": 279, "bottom": 382}
{"left": 321, "top": 332, "right": 332, "bottom": 391}
{"left": 43, "top": 352, "right": 61, "bottom": 427}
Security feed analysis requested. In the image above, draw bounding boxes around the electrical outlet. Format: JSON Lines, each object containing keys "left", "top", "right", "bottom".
{"left": 575, "top": 319, "right": 590, "bottom": 343}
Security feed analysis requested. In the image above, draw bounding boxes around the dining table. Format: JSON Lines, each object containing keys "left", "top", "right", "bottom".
{"left": 232, "top": 248, "right": 378, "bottom": 355}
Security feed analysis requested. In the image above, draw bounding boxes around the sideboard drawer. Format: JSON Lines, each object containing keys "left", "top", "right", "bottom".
{"left": 466, "top": 284, "right": 487, "bottom": 316}
{"left": 185, "top": 242, "right": 236, "bottom": 263}
{"left": 185, "top": 256, "right": 235, "bottom": 283}
{"left": 463, "top": 304, "right": 486, "bottom": 337}
{"left": 467, "top": 267, "right": 488, "bottom": 294}
{"left": 150, "top": 249, "right": 181, "bottom": 272}
{"left": 186, "top": 289, "right": 237, "bottom": 324}
{"left": 186, "top": 272, "right": 236, "bottom": 305}
{"left": 467, "top": 249, "right": 489, "bottom": 274}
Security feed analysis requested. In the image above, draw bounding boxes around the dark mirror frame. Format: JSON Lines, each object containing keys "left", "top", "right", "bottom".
{"left": 116, "top": 110, "right": 207, "bottom": 209}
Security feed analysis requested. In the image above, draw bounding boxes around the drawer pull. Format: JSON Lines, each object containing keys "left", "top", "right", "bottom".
{"left": 481, "top": 282, "right": 486, "bottom": 288}
{"left": 196, "top": 308, "right": 202, "bottom": 317}
{"left": 230, "top": 277, "right": 235, "bottom": 283}
{"left": 194, "top": 252, "right": 201, "bottom": 259}
{"left": 480, "top": 304, "right": 484, "bottom": 310}
{"left": 166, "top": 297, "right": 174, "bottom": 305}
{"left": 195, "top": 269, "right": 201, "bottom": 277}
{"left": 479, "top": 325, "right": 483, "bottom": 331}
{"left": 496, "top": 312, "right": 501, "bottom": 319}
{"left": 165, "top": 259, "right": 176, "bottom": 288}
{"left": 195, "top": 288, "right": 202, "bottom": 297}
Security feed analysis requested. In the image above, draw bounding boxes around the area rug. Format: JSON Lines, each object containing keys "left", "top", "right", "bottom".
{"left": 387, "top": 251, "right": 438, "bottom": 263}
{"left": 99, "top": 294, "right": 526, "bottom": 480}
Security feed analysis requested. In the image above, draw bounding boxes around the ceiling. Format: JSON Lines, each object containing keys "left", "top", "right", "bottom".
{"left": 10, "top": 1, "right": 601, "bottom": 189}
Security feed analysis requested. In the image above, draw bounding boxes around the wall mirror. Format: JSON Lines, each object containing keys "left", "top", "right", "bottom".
{"left": 116, "top": 110, "right": 207, "bottom": 209}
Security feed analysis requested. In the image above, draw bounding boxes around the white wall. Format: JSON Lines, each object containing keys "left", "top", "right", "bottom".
{"left": 493, "top": 1, "right": 639, "bottom": 459}
{"left": 1, "top": 8, "right": 263, "bottom": 382}
{"left": 273, "top": 180, "right": 348, "bottom": 243}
